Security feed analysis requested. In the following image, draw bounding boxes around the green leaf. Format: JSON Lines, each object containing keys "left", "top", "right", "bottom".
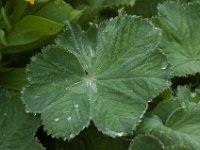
{"left": 165, "top": 145, "right": 190, "bottom": 150}
{"left": 176, "top": 86, "right": 200, "bottom": 103}
{"left": 153, "top": 100, "right": 181, "bottom": 123}
{"left": 5, "top": 15, "right": 63, "bottom": 46}
{"left": 129, "top": 134, "right": 164, "bottom": 150}
{"left": 59, "top": 125, "right": 130, "bottom": 150}
{"left": 156, "top": 2, "right": 200, "bottom": 77}
{"left": 35, "top": 0, "right": 83, "bottom": 24}
{"left": 86, "top": 0, "right": 135, "bottom": 7}
{"left": 132, "top": 0, "right": 165, "bottom": 17}
{"left": 138, "top": 102, "right": 200, "bottom": 150}
{"left": 0, "top": 68, "right": 26, "bottom": 90}
{"left": 1, "top": 36, "right": 54, "bottom": 54}
{"left": 22, "top": 15, "right": 170, "bottom": 140}
{"left": 0, "top": 89, "right": 43, "bottom": 150}
{"left": 12, "top": 0, "right": 27, "bottom": 24}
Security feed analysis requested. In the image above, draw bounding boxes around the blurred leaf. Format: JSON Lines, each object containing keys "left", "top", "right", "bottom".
{"left": 1, "top": 36, "right": 53, "bottom": 54}
{"left": 0, "top": 89, "right": 43, "bottom": 150}
{"left": 12, "top": 0, "right": 28, "bottom": 24}
{"left": 5, "top": 15, "right": 63, "bottom": 46}
{"left": 36, "top": 0, "right": 83, "bottom": 24}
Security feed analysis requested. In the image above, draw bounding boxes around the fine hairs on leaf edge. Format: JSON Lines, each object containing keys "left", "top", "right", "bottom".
{"left": 20, "top": 14, "right": 172, "bottom": 141}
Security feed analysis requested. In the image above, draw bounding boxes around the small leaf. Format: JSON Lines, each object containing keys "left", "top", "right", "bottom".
{"left": 22, "top": 15, "right": 171, "bottom": 140}
{"left": 0, "top": 89, "right": 43, "bottom": 150}
{"left": 129, "top": 134, "right": 164, "bottom": 150}
{"left": 156, "top": 2, "right": 200, "bottom": 77}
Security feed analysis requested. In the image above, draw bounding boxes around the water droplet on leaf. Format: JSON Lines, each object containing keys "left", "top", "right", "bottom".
{"left": 54, "top": 118, "right": 60, "bottom": 122}
{"left": 191, "top": 92, "right": 196, "bottom": 98}
{"left": 74, "top": 104, "right": 79, "bottom": 108}
{"left": 69, "top": 134, "right": 74, "bottom": 139}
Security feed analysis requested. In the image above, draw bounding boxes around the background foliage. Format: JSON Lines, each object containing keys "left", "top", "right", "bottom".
{"left": 1, "top": 0, "right": 200, "bottom": 150}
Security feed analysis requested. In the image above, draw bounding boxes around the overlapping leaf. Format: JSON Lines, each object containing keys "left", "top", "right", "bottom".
{"left": 138, "top": 102, "right": 200, "bottom": 150}
{"left": 0, "top": 89, "right": 43, "bottom": 150}
{"left": 22, "top": 15, "right": 170, "bottom": 140}
{"left": 156, "top": 2, "right": 200, "bottom": 76}
{"left": 129, "top": 134, "right": 164, "bottom": 150}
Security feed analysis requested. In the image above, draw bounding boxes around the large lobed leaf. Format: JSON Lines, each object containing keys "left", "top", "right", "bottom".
{"left": 22, "top": 15, "right": 170, "bottom": 140}
{"left": 156, "top": 2, "right": 200, "bottom": 76}
{"left": 0, "top": 89, "right": 43, "bottom": 150}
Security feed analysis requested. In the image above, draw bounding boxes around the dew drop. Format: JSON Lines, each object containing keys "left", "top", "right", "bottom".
{"left": 69, "top": 134, "right": 74, "bottom": 139}
{"left": 67, "top": 117, "right": 71, "bottom": 121}
{"left": 161, "top": 62, "right": 168, "bottom": 70}
{"left": 63, "top": 137, "right": 67, "bottom": 141}
{"left": 115, "top": 132, "right": 124, "bottom": 137}
{"left": 34, "top": 95, "right": 40, "bottom": 99}
{"left": 190, "top": 92, "right": 196, "bottom": 98}
{"left": 27, "top": 77, "right": 32, "bottom": 81}
{"left": 51, "top": 83, "right": 56, "bottom": 86}
{"left": 33, "top": 113, "right": 37, "bottom": 116}
{"left": 26, "top": 110, "right": 30, "bottom": 113}
{"left": 74, "top": 104, "right": 79, "bottom": 108}
{"left": 54, "top": 118, "right": 60, "bottom": 122}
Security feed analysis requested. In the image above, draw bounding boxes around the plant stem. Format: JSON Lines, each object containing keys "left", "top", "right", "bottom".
{"left": 1, "top": 7, "right": 11, "bottom": 32}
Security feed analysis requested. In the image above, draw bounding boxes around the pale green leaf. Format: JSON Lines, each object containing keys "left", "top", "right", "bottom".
{"left": 156, "top": 2, "right": 200, "bottom": 76}
{"left": 129, "top": 134, "right": 164, "bottom": 150}
{"left": 0, "top": 89, "right": 43, "bottom": 150}
{"left": 138, "top": 102, "right": 200, "bottom": 150}
{"left": 22, "top": 15, "right": 170, "bottom": 140}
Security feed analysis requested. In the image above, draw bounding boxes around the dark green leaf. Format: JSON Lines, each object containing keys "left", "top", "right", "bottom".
{"left": 129, "top": 134, "right": 164, "bottom": 150}
{"left": 0, "top": 89, "right": 43, "bottom": 150}
{"left": 6, "top": 15, "right": 63, "bottom": 46}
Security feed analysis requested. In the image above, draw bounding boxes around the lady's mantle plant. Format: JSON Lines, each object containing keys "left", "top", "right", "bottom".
{"left": 21, "top": 15, "right": 170, "bottom": 140}
{"left": 1, "top": 0, "right": 200, "bottom": 150}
